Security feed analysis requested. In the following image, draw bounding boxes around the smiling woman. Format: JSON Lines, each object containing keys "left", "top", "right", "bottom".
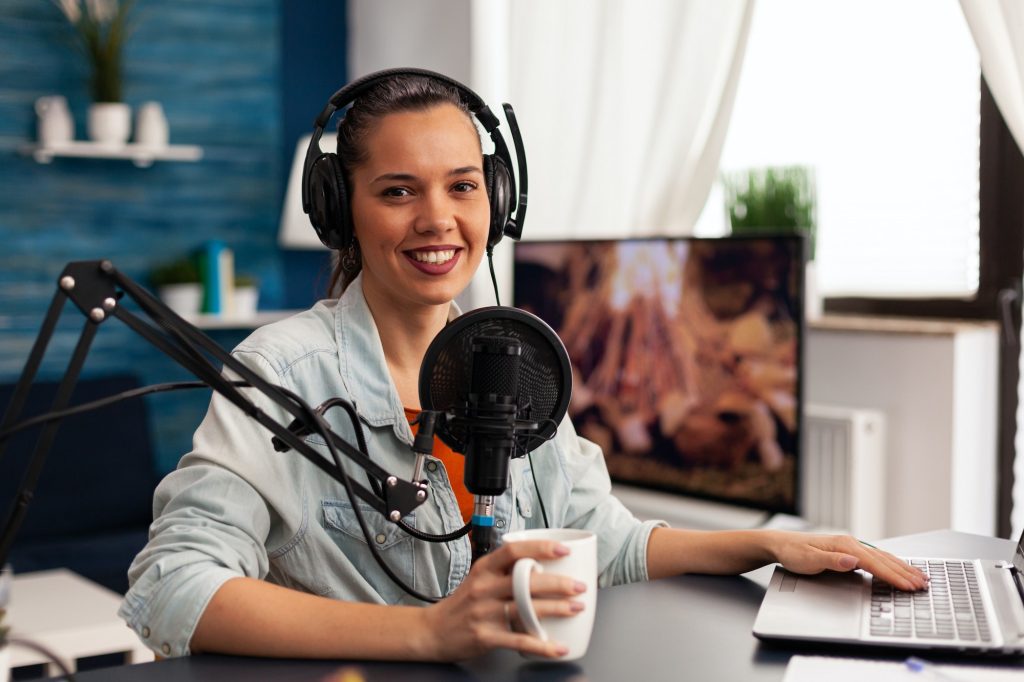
{"left": 117, "top": 69, "right": 930, "bottom": 665}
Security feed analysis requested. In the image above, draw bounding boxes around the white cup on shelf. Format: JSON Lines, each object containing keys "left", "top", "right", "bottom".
{"left": 135, "top": 101, "right": 169, "bottom": 148}
{"left": 35, "top": 95, "right": 74, "bottom": 148}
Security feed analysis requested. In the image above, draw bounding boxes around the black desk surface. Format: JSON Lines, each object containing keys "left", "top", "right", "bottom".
{"left": 55, "top": 530, "right": 1024, "bottom": 681}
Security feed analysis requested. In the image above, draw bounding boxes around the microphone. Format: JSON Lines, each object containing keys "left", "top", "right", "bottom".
{"left": 419, "top": 307, "right": 572, "bottom": 560}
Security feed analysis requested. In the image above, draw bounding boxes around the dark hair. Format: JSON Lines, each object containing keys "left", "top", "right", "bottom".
{"left": 327, "top": 74, "right": 478, "bottom": 296}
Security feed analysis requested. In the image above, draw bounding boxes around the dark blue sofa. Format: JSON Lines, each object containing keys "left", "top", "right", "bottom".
{"left": 0, "top": 375, "right": 160, "bottom": 594}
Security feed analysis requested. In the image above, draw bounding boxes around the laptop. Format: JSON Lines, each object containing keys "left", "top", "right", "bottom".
{"left": 753, "top": 529, "right": 1024, "bottom": 654}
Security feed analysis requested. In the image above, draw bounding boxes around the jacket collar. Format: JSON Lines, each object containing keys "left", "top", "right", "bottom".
{"left": 334, "top": 274, "right": 462, "bottom": 443}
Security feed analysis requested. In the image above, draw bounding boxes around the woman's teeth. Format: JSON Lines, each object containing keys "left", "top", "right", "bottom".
{"left": 410, "top": 249, "right": 456, "bottom": 265}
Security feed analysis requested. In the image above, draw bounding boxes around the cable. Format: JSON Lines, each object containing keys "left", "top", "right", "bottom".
{"left": 526, "top": 451, "right": 550, "bottom": 529}
{"left": 487, "top": 247, "right": 501, "bottom": 306}
{"left": 6, "top": 637, "right": 76, "bottom": 681}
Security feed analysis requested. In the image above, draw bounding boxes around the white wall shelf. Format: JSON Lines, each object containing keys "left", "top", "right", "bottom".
{"left": 19, "top": 141, "right": 203, "bottom": 168}
{"left": 183, "top": 309, "right": 303, "bottom": 330}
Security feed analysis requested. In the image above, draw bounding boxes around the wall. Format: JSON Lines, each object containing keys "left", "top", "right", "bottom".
{"left": 0, "top": 1, "right": 342, "bottom": 473}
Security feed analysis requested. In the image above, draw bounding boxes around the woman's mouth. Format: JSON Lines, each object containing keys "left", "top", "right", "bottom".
{"left": 404, "top": 248, "right": 462, "bottom": 275}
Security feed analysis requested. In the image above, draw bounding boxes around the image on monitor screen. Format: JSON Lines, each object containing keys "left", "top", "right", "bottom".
{"left": 513, "top": 236, "right": 803, "bottom": 514}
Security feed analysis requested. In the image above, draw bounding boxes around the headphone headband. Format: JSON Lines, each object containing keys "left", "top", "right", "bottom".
{"left": 301, "top": 68, "right": 525, "bottom": 242}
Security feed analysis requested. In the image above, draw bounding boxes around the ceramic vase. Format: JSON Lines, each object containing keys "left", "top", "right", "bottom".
{"left": 87, "top": 102, "right": 131, "bottom": 146}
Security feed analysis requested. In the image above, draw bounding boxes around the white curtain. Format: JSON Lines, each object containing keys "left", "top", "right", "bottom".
{"left": 959, "top": 0, "right": 1024, "bottom": 538}
{"left": 501, "top": 0, "right": 755, "bottom": 240}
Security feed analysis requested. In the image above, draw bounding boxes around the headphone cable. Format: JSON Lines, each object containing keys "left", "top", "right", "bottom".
{"left": 486, "top": 246, "right": 501, "bottom": 306}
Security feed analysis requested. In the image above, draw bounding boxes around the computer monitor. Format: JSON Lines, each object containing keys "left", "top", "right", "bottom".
{"left": 513, "top": 236, "right": 804, "bottom": 514}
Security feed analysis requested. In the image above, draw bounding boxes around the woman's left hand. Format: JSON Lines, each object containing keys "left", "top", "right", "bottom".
{"left": 768, "top": 531, "right": 928, "bottom": 591}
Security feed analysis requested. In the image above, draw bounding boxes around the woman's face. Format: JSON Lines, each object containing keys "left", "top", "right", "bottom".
{"left": 349, "top": 103, "right": 490, "bottom": 313}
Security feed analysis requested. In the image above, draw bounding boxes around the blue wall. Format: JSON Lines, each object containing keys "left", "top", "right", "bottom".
{"left": 0, "top": 0, "right": 344, "bottom": 472}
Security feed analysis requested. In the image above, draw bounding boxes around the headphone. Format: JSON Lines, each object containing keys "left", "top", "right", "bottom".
{"left": 301, "top": 67, "right": 528, "bottom": 252}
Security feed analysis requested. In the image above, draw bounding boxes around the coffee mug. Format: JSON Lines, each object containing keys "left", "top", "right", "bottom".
{"left": 501, "top": 528, "right": 597, "bottom": 660}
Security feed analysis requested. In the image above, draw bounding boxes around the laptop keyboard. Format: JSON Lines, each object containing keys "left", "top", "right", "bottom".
{"left": 869, "top": 559, "right": 991, "bottom": 643}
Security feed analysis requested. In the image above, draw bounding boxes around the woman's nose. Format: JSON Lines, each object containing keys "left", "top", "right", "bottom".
{"left": 414, "top": 189, "right": 457, "bottom": 234}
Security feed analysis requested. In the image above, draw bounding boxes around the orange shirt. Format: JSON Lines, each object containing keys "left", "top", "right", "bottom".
{"left": 404, "top": 408, "right": 474, "bottom": 522}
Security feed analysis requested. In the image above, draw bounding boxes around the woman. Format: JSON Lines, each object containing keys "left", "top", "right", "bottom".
{"left": 120, "top": 72, "right": 926, "bottom": 662}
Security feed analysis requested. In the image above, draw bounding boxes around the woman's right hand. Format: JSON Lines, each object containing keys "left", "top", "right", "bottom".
{"left": 418, "top": 539, "right": 588, "bottom": 662}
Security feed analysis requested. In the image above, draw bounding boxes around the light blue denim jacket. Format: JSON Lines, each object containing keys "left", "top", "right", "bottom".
{"left": 119, "top": 275, "right": 665, "bottom": 656}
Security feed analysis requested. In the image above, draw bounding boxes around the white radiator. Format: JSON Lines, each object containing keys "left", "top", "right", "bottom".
{"left": 802, "top": 404, "right": 886, "bottom": 540}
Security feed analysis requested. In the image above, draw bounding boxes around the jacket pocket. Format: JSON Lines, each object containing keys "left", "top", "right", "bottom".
{"left": 320, "top": 498, "right": 417, "bottom": 603}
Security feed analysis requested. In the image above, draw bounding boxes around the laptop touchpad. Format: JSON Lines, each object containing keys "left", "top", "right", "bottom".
{"left": 754, "top": 568, "right": 865, "bottom": 641}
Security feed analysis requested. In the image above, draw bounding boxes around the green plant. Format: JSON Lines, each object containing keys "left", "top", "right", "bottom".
{"left": 723, "top": 165, "right": 817, "bottom": 259}
{"left": 149, "top": 257, "right": 201, "bottom": 288}
{"left": 234, "top": 274, "right": 259, "bottom": 289}
{"left": 53, "top": 0, "right": 135, "bottom": 102}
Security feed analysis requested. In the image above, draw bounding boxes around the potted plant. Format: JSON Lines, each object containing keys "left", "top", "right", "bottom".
{"left": 150, "top": 256, "right": 202, "bottom": 317}
{"left": 723, "top": 165, "right": 820, "bottom": 318}
{"left": 232, "top": 275, "right": 260, "bottom": 318}
{"left": 53, "top": 0, "right": 136, "bottom": 146}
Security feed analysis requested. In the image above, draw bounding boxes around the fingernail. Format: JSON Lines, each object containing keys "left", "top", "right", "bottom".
{"left": 555, "top": 644, "right": 569, "bottom": 657}
{"left": 554, "top": 543, "right": 570, "bottom": 556}
{"left": 838, "top": 555, "right": 858, "bottom": 569}
{"left": 570, "top": 600, "right": 585, "bottom": 612}
{"left": 573, "top": 580, "right": 587, "bottom": 593}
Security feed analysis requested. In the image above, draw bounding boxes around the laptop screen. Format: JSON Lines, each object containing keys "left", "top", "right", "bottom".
{"left": 1014, "top": 527, "right": 1024, "bottom": 575}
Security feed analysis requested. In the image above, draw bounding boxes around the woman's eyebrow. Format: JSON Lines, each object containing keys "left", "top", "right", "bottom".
{"left": 371, "top": 166, "right": 483, "bottom": 183}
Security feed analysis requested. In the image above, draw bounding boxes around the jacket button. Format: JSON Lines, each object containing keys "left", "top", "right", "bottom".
{"left": 161, "top": 643, "right": 171, "bottom": 655}
{"left": 141, "top": 626, "right": 151, "bottom": 638}
{"left": 496, "top": 519, "right": 506, "bottom": 528}
{"left": 375, "top": 533, "right": 387, "bottom": 544}
{"left": 426, "top": 461, "right": 438, "bottom": 472}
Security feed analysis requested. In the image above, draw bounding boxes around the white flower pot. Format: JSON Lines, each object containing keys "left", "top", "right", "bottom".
{"left": 87, "top": 102, "right": 132, "bottom": 146}
{"left": 158, "top": 283, "right": 202, "bottom": 317}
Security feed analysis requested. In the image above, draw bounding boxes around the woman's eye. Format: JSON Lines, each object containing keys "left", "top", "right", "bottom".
{"left": 382, "top": 187, "right": 411, "bottom": 198}
{"left": 452, "top": 181, "right": 477, "bottom": 193}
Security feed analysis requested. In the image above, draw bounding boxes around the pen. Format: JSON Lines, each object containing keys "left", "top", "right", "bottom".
{"left": 904, "top": 656, "right": 959, "bottom": 680}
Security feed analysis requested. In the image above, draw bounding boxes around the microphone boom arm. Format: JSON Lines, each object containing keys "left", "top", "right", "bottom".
{"left": 0, "top": 260, "right": 430, "bottom": 570}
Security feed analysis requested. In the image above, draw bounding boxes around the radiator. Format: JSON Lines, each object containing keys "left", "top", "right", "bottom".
{"left": 802, "top": 404, "right": 886, "bottom": 540}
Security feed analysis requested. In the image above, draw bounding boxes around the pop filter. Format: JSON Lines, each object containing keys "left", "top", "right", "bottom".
{"left": 419, "top": 306, "right": 571, "bottom": 457}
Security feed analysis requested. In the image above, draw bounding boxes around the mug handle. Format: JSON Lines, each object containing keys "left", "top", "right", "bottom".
{"left": 512, "top": 558, "right": 548, "bottom": 641}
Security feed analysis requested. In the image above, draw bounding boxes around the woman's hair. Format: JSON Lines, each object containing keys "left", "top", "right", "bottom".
{"left": 326, "top": 74, "right": 478, "bottom": 297}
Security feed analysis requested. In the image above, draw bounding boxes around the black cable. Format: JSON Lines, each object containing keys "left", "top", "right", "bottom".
{"left": 7, "top": 636, "right": 76, "bottom": 681}
{"left": 527, "top": 451, "right": 550, "bottom": 529}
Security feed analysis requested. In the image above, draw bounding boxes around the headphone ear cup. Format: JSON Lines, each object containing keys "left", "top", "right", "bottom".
{"left": 483, "top": 154, "right": 513, "bottom": 250}
{"left": 307, "top": 153, "right": 350, "bottom": 250}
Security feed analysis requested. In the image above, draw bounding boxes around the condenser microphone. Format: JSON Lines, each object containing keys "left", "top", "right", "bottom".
{"left": 419, "top": 307, "right": 572, "bottom": 561}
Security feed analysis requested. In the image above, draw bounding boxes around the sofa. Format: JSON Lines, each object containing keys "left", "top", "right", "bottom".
{"left": 0, "top": 374, "right": 160, "bottom": 594}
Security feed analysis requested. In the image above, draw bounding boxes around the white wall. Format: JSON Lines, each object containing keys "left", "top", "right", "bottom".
{"left": 349, "top": 0, "right": 473, "bottom": 82}
{"left": 805, "top": 319, "right": 999, "bottom": 538}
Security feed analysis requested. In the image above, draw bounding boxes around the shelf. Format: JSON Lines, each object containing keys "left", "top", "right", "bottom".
{"left": 20, "top": 141, "right": 203, "bottom": 168}
{"left": 183, "top": 309, "right": 304, "bottom": 330}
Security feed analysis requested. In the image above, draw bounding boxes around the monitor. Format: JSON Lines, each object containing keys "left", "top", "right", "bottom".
{"left": 513, "top": 236, "right": 804, "bottom": 514}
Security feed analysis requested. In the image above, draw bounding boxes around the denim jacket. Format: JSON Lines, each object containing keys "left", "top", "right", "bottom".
{"left": 119, "top": 275, "right": 665, "bottom": 656}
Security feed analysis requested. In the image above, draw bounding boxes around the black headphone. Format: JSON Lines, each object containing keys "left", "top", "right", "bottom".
{"left": 301, "top": 67, "right": 528, "bottom": 252}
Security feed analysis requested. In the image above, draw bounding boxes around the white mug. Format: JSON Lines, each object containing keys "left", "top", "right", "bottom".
{"left": 35, "top": 95, "right": 74, "bottom": 147}
{"left": 135, "top": 101, "right": 169, "bottom": 147}
{"left": 502, "top": 528, "right": 597, "bottom": 661}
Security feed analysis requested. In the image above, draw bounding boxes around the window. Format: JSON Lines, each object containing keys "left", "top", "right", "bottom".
{"left": 697, "top": 0, "right": 982, "bottom": 300}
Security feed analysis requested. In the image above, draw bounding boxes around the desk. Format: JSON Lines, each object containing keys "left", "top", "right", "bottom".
{"left": 48, "top": 531, "right": 1024, "bottom": 681}
{"left": 8, "top": 569, "right": 153, "bottom": 676}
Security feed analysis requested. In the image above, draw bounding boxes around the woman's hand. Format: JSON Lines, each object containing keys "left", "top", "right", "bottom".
{"left": 419, "top": 539, "right": 587, "bottom": 662}
{"left": 767, "top": 531, "right": 929, "bottom": 591}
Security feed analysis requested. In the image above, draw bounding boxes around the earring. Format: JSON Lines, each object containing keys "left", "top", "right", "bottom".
{"left": 341, "top": 241, "right": 360, "bottom": 273}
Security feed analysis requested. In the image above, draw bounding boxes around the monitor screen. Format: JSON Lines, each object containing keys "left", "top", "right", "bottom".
{"left": 513, "top": 236, "right": 804, "bottom": 514}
